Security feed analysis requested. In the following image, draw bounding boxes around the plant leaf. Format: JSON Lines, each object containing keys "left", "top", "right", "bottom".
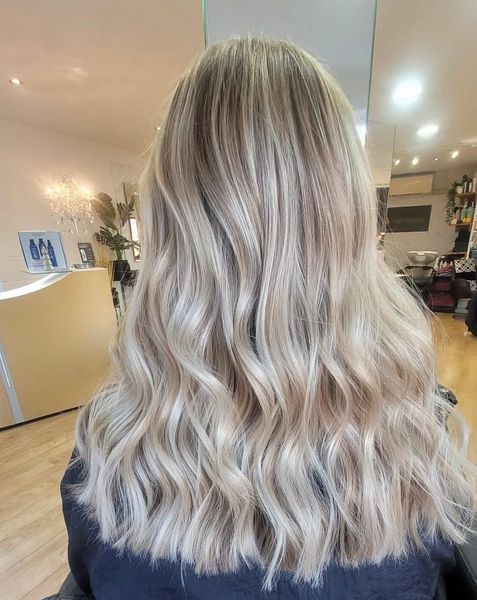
{"left": 91, "top": 193, "right": 117, "bottom": 224}
{"left": 117, "top": 201, "right": 133, "bottom": 227}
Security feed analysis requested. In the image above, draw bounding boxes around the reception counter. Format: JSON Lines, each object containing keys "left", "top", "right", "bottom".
{"left": 0, "top": 268, "right": 117, "bottom": 427}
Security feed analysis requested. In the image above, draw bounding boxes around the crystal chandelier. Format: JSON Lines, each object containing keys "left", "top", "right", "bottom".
{"left": 45, "top": 175, "right": 93, "bottom": 239}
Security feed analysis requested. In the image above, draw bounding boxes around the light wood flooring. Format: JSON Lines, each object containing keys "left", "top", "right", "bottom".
{"left": 434, "top": 314, "right": 477, "bottom": 464}
{"left": 0, "top": 410, "right": 77, "bottom": 599}
{"left": 0, "top": 314, "right": 476, "bottom": 599}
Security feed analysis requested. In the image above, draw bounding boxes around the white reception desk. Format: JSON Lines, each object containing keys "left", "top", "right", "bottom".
{"left": 0, "top": 269, "right": 117, "bottom": 427}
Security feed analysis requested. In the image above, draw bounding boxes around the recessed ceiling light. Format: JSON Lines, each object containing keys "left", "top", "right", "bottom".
{"left": 393, "top": 81, "right": 422, "bottom": 104}
{"left": 393, "top": 158, "right": 401, "bottom": 166}
{"left": 450, "top": 150, "right": 459, "bottom": 159}
{"left": 417, "top": 123, "right": 439, "bottom": 137}
{"left": 434, "top": 157, "right": 439, "bottom": 161}
{"left": 155, "top": 126, "right": 161, "bottom": 131}
{"left": 9, "top": 77, "right": 22, "bottom": 85}
{"left": 411, "top": 156, "right": 419, "bottom": 166}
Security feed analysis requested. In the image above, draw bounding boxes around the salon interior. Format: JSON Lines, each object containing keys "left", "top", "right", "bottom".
{"left": 0, "top": 1, "right": 476, "bottom": 597}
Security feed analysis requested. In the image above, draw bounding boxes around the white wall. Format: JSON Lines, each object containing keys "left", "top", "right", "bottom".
{"left": 384, "top": 193, "right": 456, "bottom": 269}
{"left": 0, "top": 119, "right": 141, "bottom": 290}
{"left": 432, "top": 166, "right": 477, "bottom": 192}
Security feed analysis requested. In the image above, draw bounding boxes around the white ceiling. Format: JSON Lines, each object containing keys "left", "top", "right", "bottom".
{"left": 2, "top": 0, "right": 476, "bottom": 179}
{"left": 0, "top": 0, "right": 374, "bottom": 153}
{"left": 369, "top": 0, "right": 477, "bottom": 175}
{"left": 0, "top": 1, "right": 204, "bottom": 151}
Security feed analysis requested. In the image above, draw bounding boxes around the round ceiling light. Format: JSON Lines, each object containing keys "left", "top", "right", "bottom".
{"left": 411, "top": 156, "right": 419, "bottom": 166}
{"left": 450, "top": 150, "right": 459, "bottom": 159}
{"left": 393, "top": 81, "right": 422, "bottom": 104}
{"left": 393, "top": 158, "right": 401, "bottom": 166}
{"left": 9, "top": 77, "right": 22, "bottom": 85}
{"left": 417, "top": 124, "right": 439, "bottom": 137}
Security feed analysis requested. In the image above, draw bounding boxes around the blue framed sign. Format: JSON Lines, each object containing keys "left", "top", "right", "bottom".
{"left": 18, "top": 230, "right": 69, "bottom": 273}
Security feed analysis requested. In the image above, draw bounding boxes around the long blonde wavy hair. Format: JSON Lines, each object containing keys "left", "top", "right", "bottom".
{"left": 75, "top": 37, "right": 474, "bottom": 588}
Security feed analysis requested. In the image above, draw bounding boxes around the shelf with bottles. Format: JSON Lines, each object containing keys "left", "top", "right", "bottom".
{"left": 450, "top": 199, "right": 475, "bottom": 227}
{"left": 455, "top": 174, "right": 476, "bottom": 196}
{"left": 455, "top": 191, "right": 476, "bottom": 202}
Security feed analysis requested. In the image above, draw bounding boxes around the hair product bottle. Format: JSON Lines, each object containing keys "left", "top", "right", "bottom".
{"left": 467, "top": 203, "right": 475, "bottom": 225}
{"left": 29, "top": 239, "right": 40, "bottom": 260}
{"left": 47, "top": 240, "right": 58, "bottom": 267}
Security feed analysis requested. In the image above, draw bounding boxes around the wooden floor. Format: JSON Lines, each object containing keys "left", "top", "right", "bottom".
{"left": 0, "top": 410, "right": 77, "bottom": 599}
{"left": 0, "top": 314, "right": 476, "bottom": 599}
{"left": 434, "top": 314, "right": 477, "bottom": 464}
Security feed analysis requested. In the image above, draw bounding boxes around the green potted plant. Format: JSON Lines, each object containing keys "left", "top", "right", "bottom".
{"left": 91, "top": 192, "right": 139, "bottom": 281}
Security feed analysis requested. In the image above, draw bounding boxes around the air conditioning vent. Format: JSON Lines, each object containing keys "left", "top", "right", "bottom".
{"left": 389, "top": 173, "right": 434, "bottom": 196}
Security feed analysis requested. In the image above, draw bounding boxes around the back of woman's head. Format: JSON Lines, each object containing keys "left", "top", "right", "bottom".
{"left": 76, "top": 37, "right": 474, "bottom": 588}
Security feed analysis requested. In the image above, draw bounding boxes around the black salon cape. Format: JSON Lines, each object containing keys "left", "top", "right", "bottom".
{"left": 61, "top": 456, "right": 454, "bottom": 600}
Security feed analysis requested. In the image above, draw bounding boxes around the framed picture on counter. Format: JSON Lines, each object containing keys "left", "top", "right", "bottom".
{"left": 77, "top": 242, "right": 96, "bottom": 266}
{"left": 18, "top": 230, "right": 69, "bottom": 273}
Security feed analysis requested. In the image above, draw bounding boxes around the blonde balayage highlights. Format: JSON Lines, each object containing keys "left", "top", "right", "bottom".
{"left": 76, "top": 38, "right": 474, "bottom": 588}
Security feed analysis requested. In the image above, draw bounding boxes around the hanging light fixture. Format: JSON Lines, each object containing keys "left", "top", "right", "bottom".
{"left": 45, "top": 175, "right": 94, "bottom": 240}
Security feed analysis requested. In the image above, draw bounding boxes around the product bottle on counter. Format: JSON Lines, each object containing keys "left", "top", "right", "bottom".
{"left": 47, "top": 240, "right": 58, "bottom": 267}
{"left": 461, "top": 205, "right": 467, "bottom": 223}
{"left": 29, "top": 239, "right": 40, "bottom": 260}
